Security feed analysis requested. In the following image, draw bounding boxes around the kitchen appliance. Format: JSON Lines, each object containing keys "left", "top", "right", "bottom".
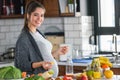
{"left": 2, "top": 47, "right": 15, "bottom": 59}
{"left": 0, "top": 54, "right": 4, "bottom": 61}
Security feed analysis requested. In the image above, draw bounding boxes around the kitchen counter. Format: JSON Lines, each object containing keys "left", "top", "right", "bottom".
{"left": 58, "top": 61, "right": 120, "bottom": 68}
{"left": 0, "top": 61, "right": 14, "bottom": 68}
{"left": 58, "top": 61, "right": 91, "bottom": 66}
{"left": 0, "top": 59, "right": 120, "bottom": 68}
{"left": 57, "top": 61, "right": 120, "bottom": 76}
{"left": 0, "top": 60, "right": 119, "bottom": 76}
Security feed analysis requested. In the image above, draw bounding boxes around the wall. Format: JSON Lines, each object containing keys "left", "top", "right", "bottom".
{"left": 0, "top": 16, "right": 93, "bottom": 56}
{"left": 64, "top": 16, "right": 93, "bottom": 56}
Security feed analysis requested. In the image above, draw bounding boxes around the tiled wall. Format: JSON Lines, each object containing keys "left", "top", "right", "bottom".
{"left": 64, "top": 16, "right": 93, "bottom": 56}
{"left": 0, "top": 16, "right": 93, "bottom": 56}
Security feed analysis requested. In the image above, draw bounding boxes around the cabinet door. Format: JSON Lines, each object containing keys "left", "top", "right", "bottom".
{"left": 43, "top": 0, "right": 59, "bottom": 17}
{"left": 58, "top": 65, "right": 87, "bottom": 76}
{"left": 26, "top": 0, "right": 59, "bottom": 17}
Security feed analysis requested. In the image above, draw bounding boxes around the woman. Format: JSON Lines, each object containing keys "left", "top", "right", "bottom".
{"left": 15, "top": 0, "right": 68, "bottom": 77}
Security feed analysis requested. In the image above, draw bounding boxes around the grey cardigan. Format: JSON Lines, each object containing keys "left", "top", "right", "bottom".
{"left": 15, "top": 27, "right": 46, "bottom": 74}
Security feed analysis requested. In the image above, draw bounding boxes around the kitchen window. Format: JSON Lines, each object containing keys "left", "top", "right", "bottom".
{"left": 93, "top": 0, "right": 120, "bottom": 54}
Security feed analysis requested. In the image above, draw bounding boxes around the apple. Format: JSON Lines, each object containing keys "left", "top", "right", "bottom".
{"left": 86, "top": 70, "right": 93, "bottom": 76}
{"left": 81, "top": 76, "right": 88, "bottom": 80}
{"left": 80, "top": 74, "right": 88, "bottom": 80}
{"left": 86, "top": 70, "right": 94, "bottom": 80}
{"left": 63, "top": 75, "right": 73, "bottom": 80}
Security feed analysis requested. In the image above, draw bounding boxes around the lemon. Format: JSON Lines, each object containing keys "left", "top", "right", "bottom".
{"left": 93, "top": 71, "right": 101, "bottom": 79}
{"left": 104, "top": 70, "right": 113, "bottom": 79}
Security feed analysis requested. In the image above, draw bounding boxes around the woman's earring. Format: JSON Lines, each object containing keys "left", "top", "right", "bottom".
{"left": 27, "top": 14, "right": 29, "bottom": 20}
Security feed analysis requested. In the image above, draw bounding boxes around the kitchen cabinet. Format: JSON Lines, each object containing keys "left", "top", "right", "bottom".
{"left": 42, "top": 0, "right": 59, "bottom": 17}
{"left": 0, "top": 0, "right": 80, "bottom": 19}
{"left": 58, "top": 65, "right": 86, "bottom": 76}
{"left": 26, "top": 0, "right": 60, "bottom": 17}
{"left": 0, "top": 14, "right": 24, "bottom": 19}
{"left": 58, "top": 0, "right": 80, "bottom": 17}
{"left": 111, "top": 68, "right": 120, "bottom": 75}
{"left": 0, "top": 0, "right": 59, "bottom": 19}
{"left": 58, "top": 65, "right": 120, "bottom": 76}
{"left": 0, "top": 0, "right": 25, "bottom": 19}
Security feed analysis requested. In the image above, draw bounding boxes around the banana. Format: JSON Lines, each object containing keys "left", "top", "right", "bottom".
{"left": 99, "top": 56, "right": 112, "bottom": 67}
{"left": 99, "top": 56, "right": 109, "bottom": 62}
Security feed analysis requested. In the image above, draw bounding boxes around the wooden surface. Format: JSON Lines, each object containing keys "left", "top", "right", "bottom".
{"left": 58, "top": 65, "right": 120, "bottom": 76}
{"left": 58, "top": 65, "right": 86, "bottom": 76}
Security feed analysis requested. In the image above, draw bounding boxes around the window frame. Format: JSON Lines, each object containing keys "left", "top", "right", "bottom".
{"left": 93, "top": 0, "right": 120, "bottom": 54}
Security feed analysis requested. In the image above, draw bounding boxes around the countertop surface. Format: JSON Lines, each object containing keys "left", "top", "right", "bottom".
{"left": 58, "top": 61, "right": 120, "bottom": 68}
{"left": 58, "top": 61, "right": 91, "bottom": 66}
{"left": 0, "top": 60, "right": 120, "bottom": 68}
{"left": 0, "top": 61, "right": 14, "bottom": 67}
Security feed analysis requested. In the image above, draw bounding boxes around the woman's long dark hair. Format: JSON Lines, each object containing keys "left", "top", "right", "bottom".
{"left": 24, "top": 0, "right": 45, "bottom": 29}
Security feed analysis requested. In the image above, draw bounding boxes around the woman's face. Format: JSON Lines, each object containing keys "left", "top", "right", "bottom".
{"left": 27, "top": 7, "right": 45, "bottom": 28}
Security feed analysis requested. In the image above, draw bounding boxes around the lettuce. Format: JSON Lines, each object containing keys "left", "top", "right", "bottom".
{"left": 0, "top": 66, "right": 22, "bottom": 79}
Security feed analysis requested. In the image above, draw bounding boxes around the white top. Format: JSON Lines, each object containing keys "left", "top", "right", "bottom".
{"left": 30, "top": 31, "right": 58, "bottom": 78}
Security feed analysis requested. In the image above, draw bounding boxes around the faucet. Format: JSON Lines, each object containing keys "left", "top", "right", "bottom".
{"left": 112, "top": 34, "right": 119, "bottom": 63}
{"left": 89, "top": 35, "right": 98, "bottom": 55}
{"left": 112, "top": 34, "right": 117, "bottom": 53}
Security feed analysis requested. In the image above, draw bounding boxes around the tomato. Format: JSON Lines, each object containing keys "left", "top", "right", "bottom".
{"left": 63, "top": 75, "right": 73, "bottom": 80}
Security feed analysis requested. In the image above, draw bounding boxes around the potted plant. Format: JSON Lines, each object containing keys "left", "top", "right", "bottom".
{"left": 68, "top": 0, "right": 74, "bottom": 13}
{"left": 68, "top": 0, "right": 73, "bottom": 4}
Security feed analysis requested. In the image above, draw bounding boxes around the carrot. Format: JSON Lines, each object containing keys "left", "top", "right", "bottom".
{"left": 38, "top": 73, "right": 43, "bottom": 76}
{"left": 22, "top": 72, "right": 27, "bottom": 78}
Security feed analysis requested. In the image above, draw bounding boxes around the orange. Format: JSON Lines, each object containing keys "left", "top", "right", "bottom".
{"left": 101, "top": 64, "right": 109, "bottom": 69}
{"left": 104, "top": 70, "right": 113, "bottom": 79}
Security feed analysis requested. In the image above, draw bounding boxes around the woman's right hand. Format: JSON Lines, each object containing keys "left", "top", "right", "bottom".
{"left": 32, "top": 61, "right": 53, "bottom": 69}
{"left": 42, "top": 61, "right": 53, "bottom": 70}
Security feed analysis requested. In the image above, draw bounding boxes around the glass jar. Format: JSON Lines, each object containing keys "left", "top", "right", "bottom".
{"left": 66, "top": 58, "right": 73, "bottom": 77}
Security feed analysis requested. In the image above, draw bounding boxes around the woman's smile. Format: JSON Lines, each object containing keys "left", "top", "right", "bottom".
{"left": 28, "top": 7, "right": 45, "bottom": 29}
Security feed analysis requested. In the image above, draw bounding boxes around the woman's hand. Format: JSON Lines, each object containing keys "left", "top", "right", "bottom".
{"left": 58, "top": 46, "right": 69, "bottom": 55}
{"left": 42, "top": 61, "right": 53, "bottom": 70}
{"left": 52, "top": 46, "right": 69, "bottom": 59}
{"left": 32, "top": 61, "right": 53, "bottom": 70}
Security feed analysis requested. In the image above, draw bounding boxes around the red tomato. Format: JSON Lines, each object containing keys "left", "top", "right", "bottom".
{"left": 63, "top": 75, "right": 73, "bottom": 80}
